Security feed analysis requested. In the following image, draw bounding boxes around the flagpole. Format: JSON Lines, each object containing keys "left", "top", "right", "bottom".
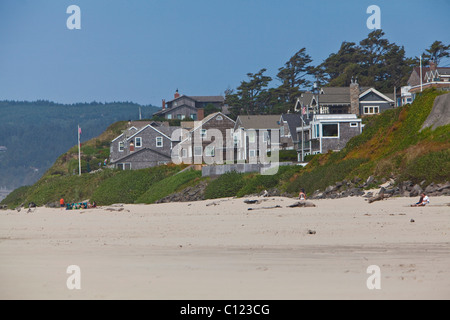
{"left": 78, "top": 124, "right": 81, "bottom": 176}
{"left": 420, "top": 55, "right": 423, "bottom": 92}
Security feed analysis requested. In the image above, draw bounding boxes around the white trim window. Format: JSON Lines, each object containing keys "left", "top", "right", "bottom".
{"left": 118, "top": 141, "right": 124, "bottom": 152}
{"left": 216, "top": 115, "right": 223, "bottom": 121}
{"left": 248, "top": 131, "right": 256, "bottom": 143}
{"left": 201, "top": 129, "right": 207, "bottom": 139}
{"left": 181, "top": 148, "right": 187, "bottom": 158}
{"left": 205, "top": 146, "right": 215, "bottom": 157}
{"left": 156, "top": 137, "right": 163, "bottom": 147}
{"left": 364, "top": 106, "right": 380, "bottom": 114}
{"left": 249, "top": 149, "right": 257, "bottom": 157}
{"left": 118, "top": 163, "right": 131, "bottom": 170}
{"left": 262, "top": 131, "right": 270, "bottom": 142}
{"left": 194, "top": 146, "right": 203, "bottom": 156}
{"left": 135, "top": 137, "right": 142, "bottom": 147}
{"left": 350, "top": 122, "right": 358, "bottom": 128}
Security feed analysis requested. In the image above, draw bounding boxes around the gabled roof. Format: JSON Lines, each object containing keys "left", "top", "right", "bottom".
{"left": 110, "top": 147, "right": 171, "bottom": 164}
{"left": 127, "top": 124, "right": 179, "bottom": 142}
{"left": 190, "top": 112, "right": 235, "bottom": 133}
{"left": 281, "top": 114, "right": 302, "bottom": 137}
{"left": 166, "top": 94, "right": 224, "bottom": 104}
{"left": 236, "top": 115, "right": 281, "bottom": 129}
{"left": 359, "top": 88, "right": 394, "bottom": 103}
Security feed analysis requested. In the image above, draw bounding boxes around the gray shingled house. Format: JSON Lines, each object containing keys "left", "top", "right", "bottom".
{"left": 153, "top": 90, "right": 226, "bottom": 121}
{"left": 174, "top": 112, "right": 236, "bottom": 165}
{"left": 279, "top": 114, "right": 301, "bottom": 150}
{"left": 234, "top": 115, "right": 281, "bottom": 162}
{"left": 110, "top": 122, "right": 181, "bottom": 170}
{"left": 296, "top": 79, "right": 394, "bottom": 116}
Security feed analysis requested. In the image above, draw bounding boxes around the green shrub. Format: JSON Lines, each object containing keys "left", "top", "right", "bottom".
{"left": 92, "top": 166, "right": 180, "bottom": 205}
{"left": 401, "top": 149, "right": 450, "bottom": 185}
{"left": 204, "top": 171, "right": 246, "bottom": 199}
{"left": 136, "top": 169, "right": 202, "bottom": 204}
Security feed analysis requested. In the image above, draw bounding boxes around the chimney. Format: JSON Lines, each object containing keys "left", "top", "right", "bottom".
{"left": 349, "top": 77, "right": 360, "bottom": 115}
{"left": 174, "top": 89, "right": 180, "bottom": 99}
{"left": 129, "top": 140, "right": 135, "bottom": 152}
{"left": 197, "top": 108, "right": 204, "bottom": 121}
{"left": 429, "top": 60, "right": 437, "bottom": 71}
{"left": 162, "top": 99, "right": 166, "bottom": 110}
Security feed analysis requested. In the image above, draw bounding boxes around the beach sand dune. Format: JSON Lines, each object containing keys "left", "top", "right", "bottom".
{"left": 1, "top": 196, "right": 449, "bottom": 299}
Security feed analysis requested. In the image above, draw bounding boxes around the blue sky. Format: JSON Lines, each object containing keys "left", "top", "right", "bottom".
{"left": 0, "top": 0, "right": 449, "bottom": 106}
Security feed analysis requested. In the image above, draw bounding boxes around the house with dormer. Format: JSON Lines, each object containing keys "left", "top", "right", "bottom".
{"left": 408, "top": 61, "right": 450, "bottom": 95}
{"left": 174, "top": 112, "right": 236, "bottom": 165}
{"left": 153, "top": 90, "right": 227, "bottom": 121}
{"left": 296, "top": 79, "right": 394, "bottom": 116}
{"left": 110, "top": 122, "right": 180, "bottom": 170}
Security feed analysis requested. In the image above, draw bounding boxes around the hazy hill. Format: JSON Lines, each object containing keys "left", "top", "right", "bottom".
{"left": 0, "top": 100, "right": 159, "bottom": 190}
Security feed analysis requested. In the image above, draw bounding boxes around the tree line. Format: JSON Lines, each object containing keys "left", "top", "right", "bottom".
{"left": 225, "top": 30, "right": 449, "bottom": 117}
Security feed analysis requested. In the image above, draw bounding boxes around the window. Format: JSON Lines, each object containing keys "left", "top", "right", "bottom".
{"left": 313, "top": 124, "right": 320, "bottom": 138}
{"left": 177, "top": 114, "right": 182, "bottom": 119}
{"left": 364, "top": 106, "right": 379, "bottom": 114}
{"left": 156, "top": 137, "right": 163, "bottom": 147}
{"left": 194, "top": 146, "right": 203, "bottom": 156}
{"left": 191, "top": 114, "right": 197, "bottom": 120}
{"left": 233, "top": 134, "right": 239, "bottom": 146}
{"left": 135, "top": 137, "right": 142, "bottom": 147}
{"left": 167, "top": 114, "right": 172, "bottom": 120}
{"left": 350, "top": 122, "right": 358, "bottom": 128}
{"left": 263, "top": 131, "right": 270, "bottom": 142}
{"left": 216, "top": 115, "right": 223, "bottom": 121}
{"left": 181, "top": 114, "right": 186, "bottom": 120}
{"left": 322, "top": 124, "right": 338, "bottom": 137}
{"left": 182, "top": 148, "right": 187, "bottom": 158}
{"left": 201, "top": 129, "right": 207, "bottom": 139}
{"left": 248, "top": 131, "right": 256, "bottom": 143}
{"left": 119, "top": 141, "right": 124, "bottom": 152}
{"left": 280, "top": 126, "right": 284, "bottom": 137}
{"left": 205, "top": 146, "right": 215, "bottom": 157}
{"left": 118, "top": 163, "right": 131, "bottom": 170}
{"left": 249, "top": 150, "right": 256, "bottom": 157}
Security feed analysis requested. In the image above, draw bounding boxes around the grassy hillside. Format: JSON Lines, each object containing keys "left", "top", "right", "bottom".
{"left": 282, "top": 89, "right": 449, "bottom": 195}
{"left": 2, "top": 89, "right": 448, "bottom": 208}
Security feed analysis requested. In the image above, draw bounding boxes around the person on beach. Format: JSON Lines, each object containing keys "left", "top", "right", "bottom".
{"left": 412, "top": 193, "right": 430, "bottom": 206}
{"left": 298, "top": 189, "right": 306, "bottom": 201}
{"left": 60, "top": 198, "right": 65, "bottom": 210}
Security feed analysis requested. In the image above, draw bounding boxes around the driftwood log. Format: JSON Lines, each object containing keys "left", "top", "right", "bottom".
{"left": 248, "top": 205, "right": 282, "bottom": 211}
{"left": 287, "top": 201, "right": 316, "bottom": 208}
{"left": 367, "top": 189, "right": 389, "bottom": 204}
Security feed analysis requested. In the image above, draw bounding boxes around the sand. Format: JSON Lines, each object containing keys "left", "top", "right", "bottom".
{"left": 0, "top": 196, "right": 449, "bottom": 300}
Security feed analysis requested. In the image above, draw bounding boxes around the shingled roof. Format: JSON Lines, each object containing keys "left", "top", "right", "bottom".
{"left": 236, "top": 115, "right": 281, "bottom": 129}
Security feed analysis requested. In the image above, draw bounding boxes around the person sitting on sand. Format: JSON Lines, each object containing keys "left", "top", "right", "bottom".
{"left": 298, "top": 189, "right": 306, "bottom": 201}
{"left": 412, "top": 193, "right": 430, "bottom": 207}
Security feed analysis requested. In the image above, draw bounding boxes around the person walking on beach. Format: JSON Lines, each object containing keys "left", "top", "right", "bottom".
{"left": 60, "top": 197, "right": 65, "bottom": 210}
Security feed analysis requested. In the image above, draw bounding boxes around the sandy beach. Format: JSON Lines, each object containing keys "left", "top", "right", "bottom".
{"left": 1, "top": 196, "right": 449, "bottom": 300}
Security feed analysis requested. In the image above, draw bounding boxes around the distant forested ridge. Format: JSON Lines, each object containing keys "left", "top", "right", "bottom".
{"left": 0, "top": 100, "right": 159, "bottom": 190}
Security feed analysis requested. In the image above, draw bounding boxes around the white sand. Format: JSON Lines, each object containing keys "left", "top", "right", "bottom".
{"left": 0, "top": 196, "right": 449, "bottom": 300}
